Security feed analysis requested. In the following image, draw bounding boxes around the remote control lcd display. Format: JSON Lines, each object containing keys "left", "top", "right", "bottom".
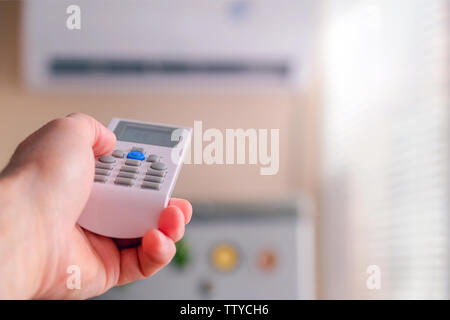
{"left": 114, "top": 121, "right": 179, "bottom": 148}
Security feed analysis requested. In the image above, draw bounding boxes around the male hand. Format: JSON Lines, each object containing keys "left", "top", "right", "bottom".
{"left": 0, "top": 113, "right": 192, "bottom": 299}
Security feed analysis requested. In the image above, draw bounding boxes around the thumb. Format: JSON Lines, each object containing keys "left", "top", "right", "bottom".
{"left": 66, "top": 113, "right": 116, "bottom": 156}
{"left": 3, "top": 113, "right": 116, "bottom": 176}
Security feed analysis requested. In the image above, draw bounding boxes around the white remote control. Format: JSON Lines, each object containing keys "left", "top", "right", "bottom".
{"left": 78, "top": 118, "right": 192, "bottom": 238}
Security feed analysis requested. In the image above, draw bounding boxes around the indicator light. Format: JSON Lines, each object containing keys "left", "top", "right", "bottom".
{"left": 210, "top": 243, "right": 239, "bottom": 272}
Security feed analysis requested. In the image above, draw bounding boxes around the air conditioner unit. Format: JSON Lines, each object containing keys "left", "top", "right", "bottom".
{"left": 96, "top": 200, "right": 315, "bottom": 299}
{"left": 22, "top": 0, "right": 317, "bottom": 91}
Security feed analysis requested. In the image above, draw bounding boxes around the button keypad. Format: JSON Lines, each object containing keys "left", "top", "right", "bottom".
{"left": 125, "top": 159, "right": 141, "bottom": 167}
{"left": 144, "top": 175, "right": 164, "bottom": 183}
{"left": 147, "top": 169, "right": 166, "bottom": 177}
{"left": 120, "top": 165, "right": 139, "bottom": 173}
{"left": 115, "top": 177, "right": 134, "bottom": 186}
{"left": 94, "top": 147, "right": 166, "bottom": 191}
{"left": 151, "top": 161, "right": 167, "bottom": 171}
{"left": 146, "top": 154, "right": 158, "bottom": 162}
{"left": 95, "top": 168, "right": 111, "bottom": 176}
{"left": 117, "top": 172, "right": 137, "bottom": 179}
{"left": 94, "top": 175, "right": 108, "bottom": 183}
{"left": 127, "top": 151, "right": 145, "bottom": 161}
{"left": 96, "top": 162, "right": 114, "bottom": 170}
{"left": 141, "top": 181, "right": 161, "bottom": 190}
{"left": 99, "top": 155, "right": 116, "bottom": 164}
{"left": 112, "top": 150, "right": 125, "bottom": 158}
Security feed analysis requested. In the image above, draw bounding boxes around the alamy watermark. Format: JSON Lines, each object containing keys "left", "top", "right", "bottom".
{"left": 66, "top": 265, "right": 81, "bottom": 290}
{"left": 171, "top": 121, "right": 280, "bottom": 176}
{"left": 366, "top": 265, "right": 381, "bottom": 290}
{"left": 66, "top": 5, "right": 81, "bottom": 30}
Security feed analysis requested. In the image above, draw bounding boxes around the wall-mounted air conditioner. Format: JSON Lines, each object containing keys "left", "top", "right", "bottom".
{"left": 22, "top": 0, "right": 317, "bottom": 91}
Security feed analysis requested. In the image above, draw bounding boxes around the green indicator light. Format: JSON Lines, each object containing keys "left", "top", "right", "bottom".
{"left": 172, "top": 238, "right": 190, "bottom": 269}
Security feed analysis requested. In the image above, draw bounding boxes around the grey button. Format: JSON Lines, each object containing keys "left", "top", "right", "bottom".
{"left": 120, "top": 165, "right": 139, "bottom": 173}
{"left": 146, "top": 154, "right": 158, "bottom": 162}
{"left": 141, "top": 181, "right": 161, "bottom": 190}
{"left": 95, "top": 168, "right": 111, "bottom": 176}
{"left": 144, "top": 175, "right": 164, "bottom": 183}
{"left": 94, "top": 175, "right": 107, "bottom": 183}
{"left": 112, "top": 150, "right": 125, "bottom": 158}
{"left": 147, "top": 169, "right": 166, "bottom": 177}
{"left": 117, "top": 172, "right": 137, "bottom": 179}
{"left": 96, "top": 162, "right": 113, "bottom": 170}
{"left": 131, "top": 147, "right": 144, "bottom": 153}
{"left": 99, "top": 155, "right": 116, "bottom": 164}
{"left": 125, "top": 159, "right": 141, "bottom": 167}
{"left": 151, "top": 161, "right": 167, "bottom": 171}
{"left": 115, "top": 177, "right": 134, "bottom": 186}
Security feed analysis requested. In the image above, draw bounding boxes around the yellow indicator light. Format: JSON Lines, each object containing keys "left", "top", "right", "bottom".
{"left": 211, "top": 243, "right": 239, "bottom": 272}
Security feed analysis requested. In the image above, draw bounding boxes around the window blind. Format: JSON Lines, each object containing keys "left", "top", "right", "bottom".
{"left": 321, "top": 0, "right": 450, "bottom": 299}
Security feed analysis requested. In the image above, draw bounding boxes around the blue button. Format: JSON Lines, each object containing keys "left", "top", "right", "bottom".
{"left": 127, "top": 151, "right": 145, "bottom": 161}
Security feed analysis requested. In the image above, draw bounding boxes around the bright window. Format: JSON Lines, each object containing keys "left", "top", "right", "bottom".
{"left": 321, "top": 0, "right": 450, "bottom": 299}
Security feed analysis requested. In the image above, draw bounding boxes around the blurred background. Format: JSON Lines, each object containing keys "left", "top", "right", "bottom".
{"left": 0, "top": 0, "right": 449, "bottom": 299}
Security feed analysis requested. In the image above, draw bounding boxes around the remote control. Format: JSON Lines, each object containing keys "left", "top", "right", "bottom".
{"left": 78, "top": 118, "right": 192, "bottom": 238}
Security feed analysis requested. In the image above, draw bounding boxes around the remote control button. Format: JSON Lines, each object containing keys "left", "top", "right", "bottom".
{"left": 125, "top": 159, "right": 141, "bottom": 167}
{"left": 95, "top": 168, "right": 111, "bottom": 176}
{"left": 117, "top": 172, "right": 137, "bottom": 179}
{"left": 115, "top": 177, "right": 134, "bottom": 186}
{"left": 94, "top": 175, "right": 107, "bottom": 183}
{"left": 95, "top": 162, "right": 113, "bottom": 170}
{"left": 144, "top": 175, "right": 164, "bottom": 183}
{"left": 127, "top": 151, "right": 145, "bottom": 161}
{"left": 151, "top": 161, "right": 167, "bottom": 171}
{"left": 120, "top": 165, "right": 139, "bottom": 173}
{"left": 99, "top": 155, "right": 116, "bottom": 164}
{"left": 131, "top": 147, "right": 144, "bottom": 153}
{"left": 141, "top": 181, "right": 161, "bottom": 190}
{"left": 146, "top": 154, "right": 158, "bottom": 162}
{"left": 147, "top": 169, "right": 166, "bottom": 177}
{"left": 112, "top": 150, "right": 125, "bottom": 158}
